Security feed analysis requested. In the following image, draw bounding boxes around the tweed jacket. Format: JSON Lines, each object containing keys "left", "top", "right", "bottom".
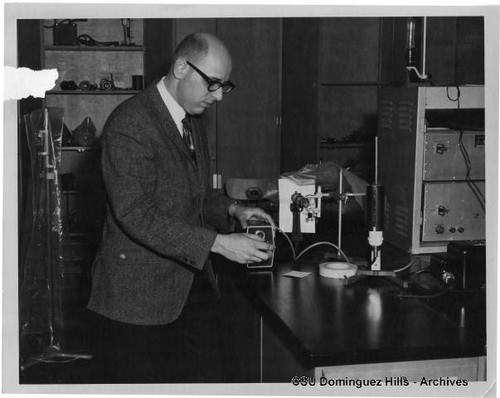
{"left": 87, "top": 81, "right": 233, "bottom": 325}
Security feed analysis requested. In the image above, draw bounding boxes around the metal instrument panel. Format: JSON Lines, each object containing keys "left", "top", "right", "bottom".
{"left": 422, "top": 182, "right": 485, "bottom": 242}
{"left": 424, "top": 130, "right": 485, "bottom": 181}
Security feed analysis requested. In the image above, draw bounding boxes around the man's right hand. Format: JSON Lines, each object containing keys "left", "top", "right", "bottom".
{"left": 211, "top": 233, "right": 274, "bottom": 264}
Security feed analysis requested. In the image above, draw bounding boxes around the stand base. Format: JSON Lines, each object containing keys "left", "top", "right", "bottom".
{"left": 20, "top": 344, "right": 92, "bottom": 371}
{"left": 344, "top": 270, "right": 408, "bottom": 289}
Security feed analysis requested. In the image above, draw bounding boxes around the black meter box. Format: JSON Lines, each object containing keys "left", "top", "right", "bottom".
{"left": 53, "top": 23, "right": 78, "bottom": 46}
{"left": 246, "top": 219, "right": 274, "bottom": 269}
{"left": 447, "top": 241, "right": 486, "bottom": 290}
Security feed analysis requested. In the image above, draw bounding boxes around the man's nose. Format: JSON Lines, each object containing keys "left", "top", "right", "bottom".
{"left": 211, "top": 88, "right": 224, "bottom": 101}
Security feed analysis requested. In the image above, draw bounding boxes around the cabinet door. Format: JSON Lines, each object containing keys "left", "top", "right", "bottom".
{"left": 216, "top": 18, "right": 281, "bottom": 181}
{"left": 281, "top": 18, "right": 320, "bottom": 173}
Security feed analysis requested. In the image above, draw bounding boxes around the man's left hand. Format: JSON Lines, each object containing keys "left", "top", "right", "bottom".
{"left": 229, "top": 204, "right": 275, "bottom": 229}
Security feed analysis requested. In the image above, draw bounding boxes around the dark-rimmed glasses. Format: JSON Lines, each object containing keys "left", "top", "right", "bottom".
{"left": 186, "top": 60, "right": 235, "bottom": 94}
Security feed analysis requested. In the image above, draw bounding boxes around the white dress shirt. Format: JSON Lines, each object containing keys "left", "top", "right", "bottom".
{"left": 156, "top": 77, "right": 186, "bottom": 137}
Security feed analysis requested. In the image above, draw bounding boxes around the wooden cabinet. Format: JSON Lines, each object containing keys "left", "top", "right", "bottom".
{"left": 216, "top": 18, "right": 281, "bottom": 181}
{"left": 282, "top": 18, "right": 379, "bottom": 180}
{"left": 281, "top": 18, "right": 320, "bottom": 173}
{"left": 427, "top": 17, "right": 484, "bottom": 85}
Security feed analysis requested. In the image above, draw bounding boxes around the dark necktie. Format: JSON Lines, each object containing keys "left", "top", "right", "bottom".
{"left": 181, "top": 116, "right": 196, "bottom": 162}
{"left": 181, "top": 116, "right": 218, "bottom": 296}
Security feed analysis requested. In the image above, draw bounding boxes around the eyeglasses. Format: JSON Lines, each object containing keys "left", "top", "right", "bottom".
{"left": 186, "top": 60, "right": 235, "bottom": 94}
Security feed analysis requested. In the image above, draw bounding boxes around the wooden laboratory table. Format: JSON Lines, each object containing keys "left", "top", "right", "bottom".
{"left": 231, "top": 258, "right": 487, "bottom": 383}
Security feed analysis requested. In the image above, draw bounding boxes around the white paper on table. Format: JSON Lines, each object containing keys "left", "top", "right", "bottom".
{"left": 282, "top": 270, "right": 311, "bottom": 279}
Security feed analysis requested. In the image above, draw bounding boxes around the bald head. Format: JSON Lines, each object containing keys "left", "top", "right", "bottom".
{"left": 172, "top": 33, "right": 232, "bottom": 73}
{"left": 165, "top": 33, "right": 233, "bottom": 115}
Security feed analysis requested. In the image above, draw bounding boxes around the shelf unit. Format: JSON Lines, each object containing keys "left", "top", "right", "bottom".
{"left": 43, "top": 19, "right": 145, "bottom": 136}
{"left": 41, "top": 18, "right": 174, "bottom": 135}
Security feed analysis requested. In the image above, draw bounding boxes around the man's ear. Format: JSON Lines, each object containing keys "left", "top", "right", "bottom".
{"left": 172, "top": 58, "right": 189, "bottom": 80}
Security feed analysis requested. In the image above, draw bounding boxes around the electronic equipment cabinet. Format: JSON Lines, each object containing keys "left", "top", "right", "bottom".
{"left": 378, "top": 86, "right": 485, "bottom": 254}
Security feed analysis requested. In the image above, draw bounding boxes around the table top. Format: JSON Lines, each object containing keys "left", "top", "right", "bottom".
{"left": 241, "top": 258, "right": 486, "bottom": 369}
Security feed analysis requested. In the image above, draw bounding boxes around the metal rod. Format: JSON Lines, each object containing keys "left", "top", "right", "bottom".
{"left": 375, "top": 136, "right": 378, "bottom": 184}
{"left": 41, "top": 109, "right": 55, "bottom": 347}
{"left": 260, "top": 315, "right": 263, "bottom": 383}
{"left": 43, "top": 109, "right": 50, "bottom": 170}
{"left": 338, "top": 170, "right": 343, "bottom": 253}
{"left": 422, "top": 17, "right": 427, "bottom": 77}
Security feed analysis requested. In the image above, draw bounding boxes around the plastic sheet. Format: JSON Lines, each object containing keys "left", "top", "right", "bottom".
{"left": 19, "top": 108, "right": 67, "bottom": 368}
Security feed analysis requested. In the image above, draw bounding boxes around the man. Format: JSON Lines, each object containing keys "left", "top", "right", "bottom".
{"left": 88, "top": 32, "right": 274, "bottom": 383}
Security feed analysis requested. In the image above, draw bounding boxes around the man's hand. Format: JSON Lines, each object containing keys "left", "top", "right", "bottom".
{"left": 211, "top": 233, "right": 274, "bottom": 264}
{"left": 228, "top": 203, "right": 275, "bottom": 229}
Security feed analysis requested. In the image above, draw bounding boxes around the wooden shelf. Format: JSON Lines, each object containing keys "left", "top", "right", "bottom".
{"left": 45, "top": 45, "right": 144, "bottom": 52}
{"left": 47, "top": 90, "right": 140, "bottom": 95}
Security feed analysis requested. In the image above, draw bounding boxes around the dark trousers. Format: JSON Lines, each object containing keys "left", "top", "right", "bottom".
{"left": 90, "top": 273, "right": 223, "bottom": 384}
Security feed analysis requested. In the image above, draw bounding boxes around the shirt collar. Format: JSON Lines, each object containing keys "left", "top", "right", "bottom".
{"left": 156, "top": 77, "right": 186, "bottom": 136}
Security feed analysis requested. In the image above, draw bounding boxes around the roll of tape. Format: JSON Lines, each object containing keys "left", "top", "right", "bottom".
{"left": 319, "top": 262, "right": 357, "bottom": 279}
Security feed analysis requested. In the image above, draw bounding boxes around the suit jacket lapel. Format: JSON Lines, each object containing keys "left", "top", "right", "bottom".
{"left": 143, "top": 83, "right": 207, "bottom": 186}
{"left": 142, "top": 83, "right": 194, "bottom": 163}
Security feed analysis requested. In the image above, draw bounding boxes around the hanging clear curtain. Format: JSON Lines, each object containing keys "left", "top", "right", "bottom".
{"left": 19, "top": 108, "right": 66, "bottom": 367}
